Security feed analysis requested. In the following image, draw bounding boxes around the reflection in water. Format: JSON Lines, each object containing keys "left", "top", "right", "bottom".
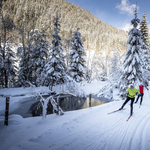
{"left": 31, "top": 95, "right": 109, "bottom": 117}
{"left": 60, "top": 96, "right": 108, "bottom": 111}
{"left": 79, "top": 97, "right": 107, "bottom": 109}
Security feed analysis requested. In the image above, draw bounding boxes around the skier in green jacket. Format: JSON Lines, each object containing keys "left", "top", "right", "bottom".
{"left": 119, "top": 84, "right": 140, "bottom": 116}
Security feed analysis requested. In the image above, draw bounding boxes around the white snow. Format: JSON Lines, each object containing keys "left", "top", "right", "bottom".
{"left": 0, "top": 81, "right": 150, "bottom": 150}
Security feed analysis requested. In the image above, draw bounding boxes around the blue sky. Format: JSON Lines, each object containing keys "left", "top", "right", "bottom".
{"left": 66, "top": 0, "right": 150, "bottom": 31}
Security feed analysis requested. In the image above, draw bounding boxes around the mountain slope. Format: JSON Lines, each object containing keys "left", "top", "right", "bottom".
{"left": 2, "top": 0, "right": 128, "bottom": 54}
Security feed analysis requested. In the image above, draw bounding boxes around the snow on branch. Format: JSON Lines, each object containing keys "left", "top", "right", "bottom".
{"left": 97, "top": 83, "right": 113, "bottom": 101}
{"left": 26, "top": 81, "right": 64, "bottom": 119}
{"left": 65, "top": 80, "right": 86, "bottom": 97}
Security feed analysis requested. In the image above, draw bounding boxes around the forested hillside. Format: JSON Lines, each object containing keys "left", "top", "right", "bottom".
{"left": 1, "top": 0, "right": 128, "bottom": 55}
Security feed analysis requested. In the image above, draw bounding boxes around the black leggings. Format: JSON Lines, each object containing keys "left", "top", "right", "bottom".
{"left": 135, "top": 93, "right": 144, "bottom": 105}
{"left": 120, "top": 97, "right": 135, "bottom": 115}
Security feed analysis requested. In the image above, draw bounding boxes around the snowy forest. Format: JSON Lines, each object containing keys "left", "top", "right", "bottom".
{"left": 1, "top": 1, "right": 150, "bottom": 149}
{"left": 0, "top": 1, "right": 150, "bottom": 101}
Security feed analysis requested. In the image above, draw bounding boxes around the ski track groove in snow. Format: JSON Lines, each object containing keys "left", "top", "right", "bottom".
{"left": 80, "top": 104, "right": 150, "bottom": 150}
{"left": 52, "top": 103, "right": 149, "bottom": 150}
{"left": 129, "top": 105, "right": 150, "bottom": 150}
{"left": 58, "top": 109, "right": 127, "bottom": 150}
{"left": 1, "top": 92, "right": 150, "bottom": 150}
{"left": 141, "top": 117, "right": 150, "bottom": 150}
{"left": 109, "top": 104, "right": 150, "bottom": 150}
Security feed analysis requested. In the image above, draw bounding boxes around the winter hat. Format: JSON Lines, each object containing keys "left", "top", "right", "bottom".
{"left": 130, "top": 84, "right": 134, "bottom": 87}
{"left": 140, "top": 83, "right": 143, "bottom": 85}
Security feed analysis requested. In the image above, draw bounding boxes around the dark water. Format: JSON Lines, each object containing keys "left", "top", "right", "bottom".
{"left": 8, "top": 95, "right": 110, "bottom": 118}
{"left": 60, "top": 96, "right": 108, "bottom": 111}
{"left": 30, "top": 95, "right": 109, "bottom": 117}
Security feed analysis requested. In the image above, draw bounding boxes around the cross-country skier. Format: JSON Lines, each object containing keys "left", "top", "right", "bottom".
{"left": 135, "top": 83, "right": 149, "bottom": 105}
{"left": 119, "top": 84, "right": 140, "bottom": 116}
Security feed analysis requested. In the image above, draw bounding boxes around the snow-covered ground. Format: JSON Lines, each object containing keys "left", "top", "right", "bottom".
{"left": 0, "top": 81, "right": 150, "bottom": 150}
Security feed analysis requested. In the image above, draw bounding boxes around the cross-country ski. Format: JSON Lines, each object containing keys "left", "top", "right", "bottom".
{"left": 108, "top": 108, "right": 126, "bottom": 114}
{"left": 126, "top": 115, "right": 132, "bottom": 121}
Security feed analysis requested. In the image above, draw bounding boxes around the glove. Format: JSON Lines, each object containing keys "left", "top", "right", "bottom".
{"left": 147, "top": 88, "right": 149, "bottom": 90}
{"left": 139, "top": 94, "right": 142, "bottom": 96}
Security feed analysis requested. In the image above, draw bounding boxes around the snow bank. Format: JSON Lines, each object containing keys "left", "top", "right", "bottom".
{"left": 0, "top": 86, "right": 50, "bottom": 97}
{"left": 1, "top": 81, "right": 150, "bottom": 150}
{"left": 1, "top": 98, "right": 150, "bottom": 150}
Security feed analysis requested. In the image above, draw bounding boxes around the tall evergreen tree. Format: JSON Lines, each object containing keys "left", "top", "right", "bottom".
{"left": 42, "top": 16, "right": 67, "bottom": 90}
{"left": 29, "top": 29, "right": 49, "bottom": 86}
{"left": 0, "top": 2, "right": 16, "bottom": 88}
{"left": 140, "top": 13, "right": 149, "bottom": 47}
{"left": 140, "top": 13, "right": 150, "bottom": 85}
{"left": 85, "top": 51, "right": 92, "bottom": 83}
{"left": 69, "top": 28, "right": 86, "bottom": 82}
{"left": 4, "top": 46, "right": 18, "bottom": 87}
{"left": 109, "top": 49, "right": 121, "bottom": 84}
{"left": 119, "top": 6, "right": 143, "bottom": 98}
{"left": 17, "top": 28, "right": 49, "bottom": 87}
{"left": 91, "top": 51, "right": 106, "bottom": 81}
{"left": 17, "top": 26, "right": 35, "bottom": 87}
{"left": 17, "top": 27, "right": 29, "bottom": 87}
{"left": 63, "top": 31, "right": 72, "bottom": 70}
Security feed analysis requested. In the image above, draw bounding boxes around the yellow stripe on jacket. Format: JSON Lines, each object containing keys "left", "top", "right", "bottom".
{"left": 126, "top": 88, "right": 140, "bottom": 98}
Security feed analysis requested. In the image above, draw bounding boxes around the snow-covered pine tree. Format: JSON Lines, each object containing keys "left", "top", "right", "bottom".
{"left": 91, "top": 51, "right": 102, "bottom": 80}
{"left": 0, "top": 2, "right": 16, "bottom": 88}
{"left": 140, "top": 13, "right": 149, "bottom": 47}
{"left": 108, "top": 49, "right": 121, "bottom": 86}
{"left": 42, "top": 15, "right": 68, "bottom": 90}
{"left": 140, "top": 13, "right": 150, "bottom": 85}
{"left": 91, "top": 50, "right": 108, "bottom": 81}
{"left": 119, "top": 5, "right": 143, "bottom": 98}
{"left": 69, "top": 28, "right": 86, "bottom": 82}
{"left": 17, "top": 26, "right": 35, "bottom": 87}
{"left": 17, "top": 47, "right": 28, "bottom": 87}
{"left": 27, "top": 28, "right": 37, "bottom": 85}
{"left": 29, "top": 29, "right": 49, "bottom": 86}
{"left": 85, "top": 51, "right": 92, "bottom": 83}
{"left": 4, "top": 46, "right": 18, "bottom": 87}
{"left": 17, "top": 27, "right": 29, "bottom": 87}
{"left": 63, "top": 30, "right": 72, "bottom": 69}
{"left": 96, "top": 49, "right": 121, "bottom": 100}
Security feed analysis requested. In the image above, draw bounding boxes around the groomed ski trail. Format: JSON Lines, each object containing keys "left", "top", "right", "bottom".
{"left": 48, "top": 99, "right": 150, "bottom": 150}
{"left": 1, "top": 97, "right": 150, "bottom": 150}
